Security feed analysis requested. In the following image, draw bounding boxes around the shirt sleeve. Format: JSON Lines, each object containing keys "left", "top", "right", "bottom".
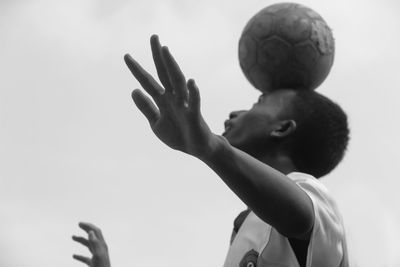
{"left": 296, "top": 178, "right": 348, "bottom": 267}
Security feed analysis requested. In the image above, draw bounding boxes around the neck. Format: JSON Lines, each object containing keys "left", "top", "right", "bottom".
{"left": 254, "top": 152, "right": 297, "bottom": 175}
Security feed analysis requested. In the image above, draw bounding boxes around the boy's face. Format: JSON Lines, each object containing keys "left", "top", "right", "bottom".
{"left": 223, "top": 89, "right": 296, "bottom": 153}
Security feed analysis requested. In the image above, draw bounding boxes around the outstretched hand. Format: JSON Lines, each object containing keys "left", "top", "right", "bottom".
{"left": 72, "top": 222, "right": 111, "bottom": 267}
{"left": 124, "top": 35, "right": 220, "bottom": 159}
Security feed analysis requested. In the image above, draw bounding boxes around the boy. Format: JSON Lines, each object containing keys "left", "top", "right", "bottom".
{"left": 125, "top": 35, "right": 349, "bottom": 267}
{"left": 73, "top": 34, "right": 350, "bottom": 267}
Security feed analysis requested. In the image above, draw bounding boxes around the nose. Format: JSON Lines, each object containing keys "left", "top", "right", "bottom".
{"left": 229, "top": 110, "right": 246, "bottom": 119}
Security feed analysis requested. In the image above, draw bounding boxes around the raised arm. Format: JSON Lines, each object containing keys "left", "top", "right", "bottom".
{"left": 125, "top": 35, "right": 314, "bottom": 239}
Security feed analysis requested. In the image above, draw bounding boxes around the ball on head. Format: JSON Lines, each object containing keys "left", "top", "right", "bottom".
{"left": 239, "top": 3, "right": 335, "bottom": 92}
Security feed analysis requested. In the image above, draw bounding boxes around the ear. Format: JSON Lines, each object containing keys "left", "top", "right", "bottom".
{"left": 270, "top": 120, "right": 297, "bottom": 138}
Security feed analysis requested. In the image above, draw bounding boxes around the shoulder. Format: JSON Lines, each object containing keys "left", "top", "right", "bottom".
{"left": 288, "top": 172, "right": 348, "bottom": 266}
{"left": 288, "top": 172, "right": 336, "bottom": 209}
{"left": 289, "top": 172, "right": 343, "bottom": 229}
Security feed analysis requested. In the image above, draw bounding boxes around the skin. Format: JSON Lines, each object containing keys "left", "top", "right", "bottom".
{"left": 223, "top": 89, "right": 299, "bottom": 165}
{"left": 72, "top": 222, "right": 111, "bottom": 267}
{"left": 124, "top": 34, "right": 315, "bottom": 264}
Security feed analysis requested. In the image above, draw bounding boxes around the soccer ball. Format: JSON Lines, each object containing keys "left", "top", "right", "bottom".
{"left": 238, "top": 3, "right": 335, "bottom": 92}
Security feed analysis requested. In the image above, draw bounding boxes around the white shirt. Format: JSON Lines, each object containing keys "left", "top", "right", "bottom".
{"left": 223, "top": 172, "right": 349, "bottom": 267}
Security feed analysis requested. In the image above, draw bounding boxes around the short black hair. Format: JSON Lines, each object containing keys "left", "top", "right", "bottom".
{"left": 288, "top": 90, "right": 350, "bottom": 178}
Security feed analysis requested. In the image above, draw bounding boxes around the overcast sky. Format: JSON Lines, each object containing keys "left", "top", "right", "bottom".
{"left": 1, "top": 0, "right": 399, "bottom": 267}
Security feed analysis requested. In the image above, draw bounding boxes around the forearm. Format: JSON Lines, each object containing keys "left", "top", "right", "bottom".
{"left": 199, "top": 135, "right": 314, "bottom": 239}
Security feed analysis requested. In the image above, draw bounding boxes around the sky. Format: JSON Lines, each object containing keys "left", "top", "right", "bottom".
{"left": 0, "top": 0, "right": 399, "bottom": 266}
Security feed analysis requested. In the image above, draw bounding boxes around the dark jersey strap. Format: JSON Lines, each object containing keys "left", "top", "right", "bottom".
{"left": 233, "top": 208, "right": 251, "bottom": 233}
{"left": 230, "top": 208, "right": 251, "bottom": 245}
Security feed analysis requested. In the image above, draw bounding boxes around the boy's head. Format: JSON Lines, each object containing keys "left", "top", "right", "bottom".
{"left": 223, "top": 89, "right": 349, "bottom": 178}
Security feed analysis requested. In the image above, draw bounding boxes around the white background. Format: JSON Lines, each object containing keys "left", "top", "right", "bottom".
{"left": 1, "top": 0, "right": 399, "bottom": 266}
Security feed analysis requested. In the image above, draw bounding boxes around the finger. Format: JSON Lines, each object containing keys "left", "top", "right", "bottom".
{"left": 150, "top": 35, "right": 173, "bottom": 94}
{"left": 73, "top": 254, "right": 91, "bottom": 266}
{"left": 161, "top": 46, "right": 188, "bottom": 104}
{"left": 88, "top": 231, "right": 100, "bottom": 250}
{"left": 72, "top": 235, "right": 90, "bottom": 249}
{"left": 88, "top": 231, "right": 101, "bottom": 246}
{"left": 88, "top": 231, "right": 97, "bottom": 241}
{"left": 187, "top": 79, "right": 200, "bottom": 113}
{"left": 79, "top": 222, "right": 99, "bottom": 233}
{"left": 132, "top": 89, "right": 160, "bottom": 126}
{"left": 124, "top": 53, "right": 164, "bottom": 100}
{"left": 79, "top": 222, "right": 104, "bottom": 241}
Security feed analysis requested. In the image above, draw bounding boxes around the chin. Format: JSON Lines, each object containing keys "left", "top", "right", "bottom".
{"left": 221, "top": 133, "right": 236, "bottom": 147}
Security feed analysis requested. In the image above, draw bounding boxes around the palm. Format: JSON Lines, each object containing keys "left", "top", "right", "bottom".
{"left": 153, "top": 111, "right": 185, "bottom": 151}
